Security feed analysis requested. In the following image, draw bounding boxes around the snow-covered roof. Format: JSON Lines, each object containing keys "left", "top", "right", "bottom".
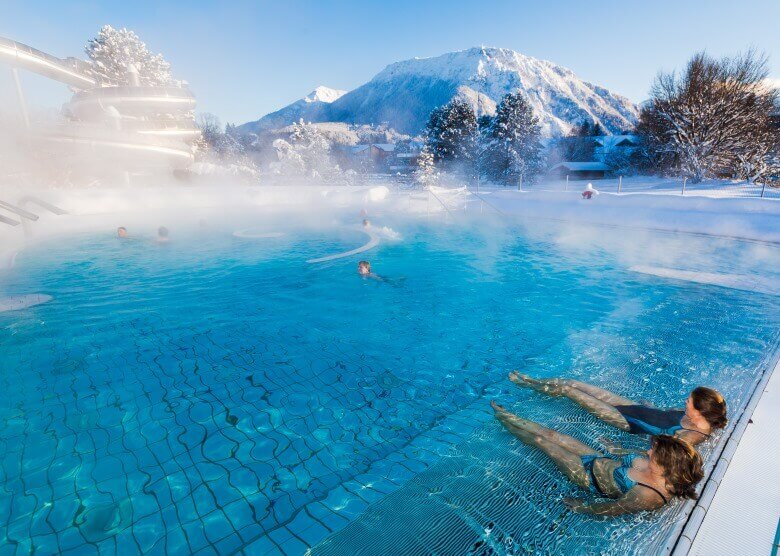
{"left": 593, "top": 135, "right": 639, "bottom": 148}
{"left": 550, "top": 162, "right": 609, "bottom": 171}
{"left": 351, "top": 143, "right": 396, "bottom": 153}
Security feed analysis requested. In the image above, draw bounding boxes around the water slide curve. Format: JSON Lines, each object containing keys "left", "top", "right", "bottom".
{"left": 0, "top": 36, "right": 197, "bottom": 165}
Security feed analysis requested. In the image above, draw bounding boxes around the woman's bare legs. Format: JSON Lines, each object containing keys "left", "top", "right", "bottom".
{"left": 492, "top": 401, "right": 598, "bottom": 489}
{"left": 509, "top": 372, "right": 631, "bottom": 431}
{"left": 561, "top": 380, "right": 636, "bottom": 406}
{"left": 492, "top": 402, "right": 597, "bottom": 456}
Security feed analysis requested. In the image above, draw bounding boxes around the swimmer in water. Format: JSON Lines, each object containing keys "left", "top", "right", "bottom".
{"left": 358, "top": 260, "right": 372, "bottom": 276}
{"left": 491, "top": 401, "right": 703, "bottom": 515}
{"left": 362, "top": 218, "right": 371, "bottom": 229}
{"left": 117, "top": 226, "right": 128, "bottom": 238}
{"left": 157, "top": 226, "right": 170, "bottom": 243}
{"left": 509, "top": 372, "right": 726, "bottom": 449}
{"left": 357, "top": 260, "right": 386, "bottom": 282}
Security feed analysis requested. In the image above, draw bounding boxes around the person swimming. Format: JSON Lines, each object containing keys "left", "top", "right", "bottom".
{"left": 157, "top": 226, "right": 170, "bottom": 243}
{"left": 509, "top": 372, "right": 727, "bottom": 447}
{"left": 362, "top": 218, "right": 371, "bottom": 229}
{"left": 117, "top": 226, "right": 128, "bottom": 238}
{"left": 357, "top": 260, "right": 388, "bottom": 282}
{"left": 491, "top": 401, "right": 703, "bottom": 515}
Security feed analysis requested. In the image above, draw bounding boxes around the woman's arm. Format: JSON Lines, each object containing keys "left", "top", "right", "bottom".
{"left": 599, "top": 437, "right": 647, "bottom": 457}
{"left": 563, "top": 489, "right": 662, "bottom": 516}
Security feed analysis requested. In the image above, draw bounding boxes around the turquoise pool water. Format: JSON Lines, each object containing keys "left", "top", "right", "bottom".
{"left": 1, "top": 218, "right": 779, "bottom": 555}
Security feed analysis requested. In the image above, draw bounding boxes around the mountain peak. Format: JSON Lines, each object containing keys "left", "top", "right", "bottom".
{"left": 239, "top": 47, "right": 639, "bottom": 137}
{"left": 304, "top": 86, "right": 347, "bottom": 104}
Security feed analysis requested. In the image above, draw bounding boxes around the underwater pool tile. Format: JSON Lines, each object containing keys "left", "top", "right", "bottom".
{"left": 240, "top": 531, "right": 286, "bottom": 555}
{"left": 201, "top": 509, "right": 237, "bottom": 544}
{"left": 180, "top": 519, "right": 211, "bottom": 553}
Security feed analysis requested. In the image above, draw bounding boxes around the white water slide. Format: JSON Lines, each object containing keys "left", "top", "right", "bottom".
{"left": 0, "top": 36, "right": 197, "bottom": 165}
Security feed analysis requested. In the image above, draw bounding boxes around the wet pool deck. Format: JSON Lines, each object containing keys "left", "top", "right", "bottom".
{"left": 674, "top": 351, "right": 780, "bottom": 555}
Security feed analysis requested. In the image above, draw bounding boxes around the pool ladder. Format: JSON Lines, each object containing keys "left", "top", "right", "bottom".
{"left": 0, "top": 196, "right": 68, "bottom": 226}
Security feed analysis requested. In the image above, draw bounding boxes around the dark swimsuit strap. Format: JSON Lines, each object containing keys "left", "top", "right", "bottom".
{"left": 636, "top": 482, "right": 669, "bottom": 504}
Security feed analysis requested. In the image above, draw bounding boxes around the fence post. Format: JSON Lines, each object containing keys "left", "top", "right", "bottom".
{"left": 565, "top": 174, "right": 569, "bottom": 191}
{"left": 681, "top": 177, "right": 687, "bottom": 196}
{"left": 760, "top": 182, "right": 766, "bottom": 198}
{"left": 518, "top": 175, "right": 523, "bottom": 192}
{"left": 618, "top": 175, "right": 622, "bottom": 194}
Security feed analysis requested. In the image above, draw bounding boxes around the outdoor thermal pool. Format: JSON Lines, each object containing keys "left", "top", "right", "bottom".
{"left": 1, "top": 213, "right": 779, "bottom": 555}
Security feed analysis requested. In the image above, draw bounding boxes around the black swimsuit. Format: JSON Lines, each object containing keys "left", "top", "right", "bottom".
{"left": 614, "top": 405, "right": 711, "bottom": 439}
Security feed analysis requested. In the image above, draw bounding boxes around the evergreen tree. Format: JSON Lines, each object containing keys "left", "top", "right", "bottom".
{"left": 271, "top": 120, "right": 341, "bottom": 179}
{"left": 414, "top": 146, "right": 439, "bottom": 188}
{"left": 85, "top": 25, "right": 173, "bottom": 86}
{"left": 576, "top": 121, "right": 592, "bottom": 137}
{"left": 480, "top": 92, "right": 545, "bottom": 184}
{"left": 424, "top": 99, "right": 478, "bottom": 168}
{"left": 592, "top": 123, "right": 603, "bottom": 136}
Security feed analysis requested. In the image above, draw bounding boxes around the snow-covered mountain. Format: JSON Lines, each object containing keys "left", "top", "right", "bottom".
{"left": 241, "top": 86, "right": 346, "bottom": 132}
{"left": 239, "top": 47, "right": 639, "bottom": 137}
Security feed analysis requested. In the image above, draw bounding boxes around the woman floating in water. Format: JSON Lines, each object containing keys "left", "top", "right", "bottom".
{"left": 491, "top": 401, "right": 703, "bottom": 515}
{"left": 509, "top": 372, "right": 727, "bottom": 448}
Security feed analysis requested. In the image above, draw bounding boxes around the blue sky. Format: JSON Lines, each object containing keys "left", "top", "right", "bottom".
{"left": 1, "top": 0, "right": 779, "bottom": 124}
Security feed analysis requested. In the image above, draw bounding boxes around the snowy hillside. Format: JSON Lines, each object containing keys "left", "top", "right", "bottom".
{"left": 241, "top": 86, "right": 346, "bottom": 132}
{"left": 240, "top": 47, "right": 639, "bottom": 137}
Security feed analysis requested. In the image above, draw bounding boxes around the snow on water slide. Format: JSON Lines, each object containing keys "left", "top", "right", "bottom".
{"left": 0, "top": 36, "right": 95, "bottom": 88}
{"left": 0, "top": 35, "right": 198, "bottom": 164}
{"left": 630, "top": 266, "right": 780, "bottom": 296}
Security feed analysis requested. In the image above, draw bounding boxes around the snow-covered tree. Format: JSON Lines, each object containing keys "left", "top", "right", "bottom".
{"left": 270, "top": 119, "right": 341, "bottom": 180}
{"left": 414, "top": 146, "right": 439, "bottom": 188}
{"left": 479, "top": 91, "right": 545, "bottom": 184}
{"left": 425, "top": 99, "right": 478, "bottom": 168}
{"left": 637, "top": 50, "right": 779, "bottom": 182}
{"left": 195, "top": 113, "right": 247, "bottom": 162}
{"left": 85, "top": 25, "right": 173, "bottom": 86}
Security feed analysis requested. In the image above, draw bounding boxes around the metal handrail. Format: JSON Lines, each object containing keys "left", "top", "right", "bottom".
{"left": 426, "top": 187, "right": 455, "bottom": 217}
{"left": 0, "top": 200, "right": 38, "bottom": 220}
{"left": 18, "top": 196, "right": 68, "bottom": 215}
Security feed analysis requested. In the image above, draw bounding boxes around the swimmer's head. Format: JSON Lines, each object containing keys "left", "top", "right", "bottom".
{"left": 117, "top": 227, "right": 127, "bottom": 238}
{"left": 362, "top": 219, "right": 370, "bottom": 228}
{"left": 358, "top": 261, "right": 371, "bottom": 275}
{"left": 647, "top": 435, "right": 703, "bottom": 500}
{"left": 688, "top": 387, "right": 727, "bottom": 430}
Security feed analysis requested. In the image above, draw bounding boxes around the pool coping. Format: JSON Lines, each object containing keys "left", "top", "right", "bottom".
{"left": 662, "top": 336, "right": 780, "bottom": 555}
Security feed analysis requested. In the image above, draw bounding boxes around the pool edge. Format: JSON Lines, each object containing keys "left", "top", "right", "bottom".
{"left": 663, "top": 335, "right": 780, "bottom": 555}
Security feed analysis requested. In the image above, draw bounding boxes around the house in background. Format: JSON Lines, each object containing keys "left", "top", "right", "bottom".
{"left": 348, "top": 143, "right": 396, "bottom": 171}
{"left": 549, "top": 161, "right": 609, "bottom": 180}
{"left": 594, "top": 134, "right": 640, "bottom": 161}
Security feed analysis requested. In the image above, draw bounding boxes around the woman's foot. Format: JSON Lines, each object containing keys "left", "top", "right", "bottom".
{"left": 509, "top": 371, "right": 562, "bottom": 395}
{"left": 490, "top": 400, "right": 506, "bottom": 413}
{"left": 508, "top": 371, "right": 535, "bottom": 386}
